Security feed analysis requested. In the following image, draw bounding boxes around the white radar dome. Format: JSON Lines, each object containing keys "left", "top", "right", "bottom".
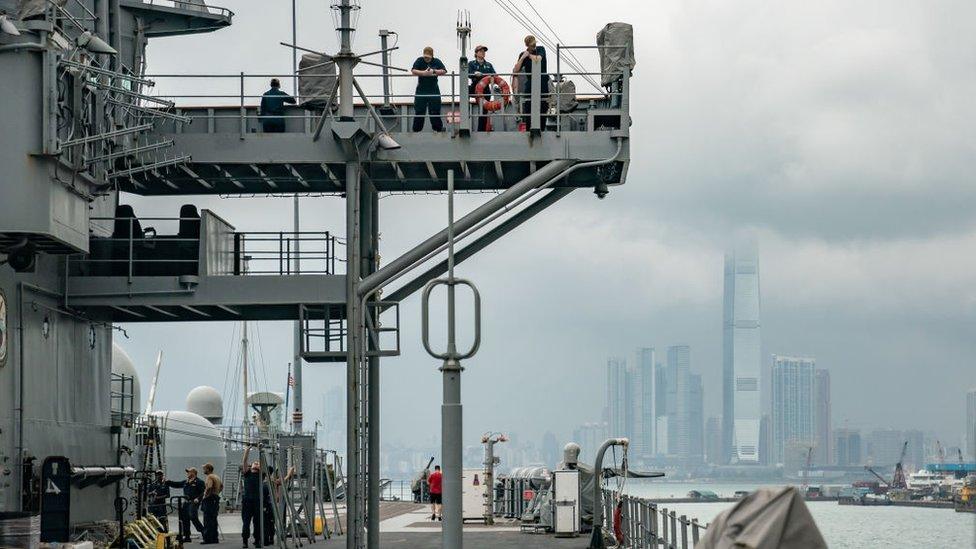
{"left": 186, "top": 385, "right": 223, "bottom": 424}
{"left": 150, "top": 410, "right": 226, "bottom": 481}
{"left": 111, "top": 343, "right": 142, "bottom": 413}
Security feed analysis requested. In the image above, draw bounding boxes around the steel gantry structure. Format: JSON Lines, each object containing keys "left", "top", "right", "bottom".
{"left": 1, "top": 0, "right": 632, "bottom": 546}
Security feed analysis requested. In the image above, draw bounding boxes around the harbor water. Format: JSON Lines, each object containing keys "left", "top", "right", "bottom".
{"left": 623, "top": 480, "right": 976, "bottom": 548}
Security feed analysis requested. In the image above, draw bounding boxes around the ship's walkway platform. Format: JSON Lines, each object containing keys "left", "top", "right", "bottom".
{"left": 203, "top": 502, "right": 584, "bottom": 549}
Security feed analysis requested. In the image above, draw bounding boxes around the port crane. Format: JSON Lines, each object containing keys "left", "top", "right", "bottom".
{"left": 801, "top": 446, "right": 814, "bottom": 493}
{"left": 936, "top": 440, "right": 946, "bottom": 467}
{"left": 891, "top": 441, "right": 909, "bottom": 489}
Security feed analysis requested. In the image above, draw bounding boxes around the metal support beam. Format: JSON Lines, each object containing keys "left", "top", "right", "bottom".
{"left": 359, "top": 159, "right": 574, "bottom": 297}
{"left": 361, "top": 178, "right": 380, "bottom": 549}
{"left": 385, "top": 187, "right": 574, "bottom": 304}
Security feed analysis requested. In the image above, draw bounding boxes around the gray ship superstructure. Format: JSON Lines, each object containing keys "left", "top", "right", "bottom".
{"left": 0, "top": 1, "right": 632, "bottom": 546}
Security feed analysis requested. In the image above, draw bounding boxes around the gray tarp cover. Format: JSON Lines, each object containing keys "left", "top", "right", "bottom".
{"left": 698, "top": 486, "right": 828, "bottom": 549}
{"left": 298, "top": 52, "right": 337, "bottom": 109}
{"left": 596, "top": 22, "right": 635, "bottom": 86}
{"left": 549, "top": 78, "right": 578, "bottom": 112}
{"left": 16, "top": 0, "right": 66, "bottom": 20}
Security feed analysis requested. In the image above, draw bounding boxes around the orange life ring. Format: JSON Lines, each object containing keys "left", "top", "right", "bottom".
{"left": 474, "top": 75, "right": 511, "bottom": 110}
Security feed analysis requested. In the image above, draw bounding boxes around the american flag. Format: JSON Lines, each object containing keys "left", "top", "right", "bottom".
{"left": 288, "top": 372, "right": 295, "bottom": 387}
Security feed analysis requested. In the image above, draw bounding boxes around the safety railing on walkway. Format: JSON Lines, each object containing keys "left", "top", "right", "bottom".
{"left": 69, "top": 213, "right": 342, "bottom": 279}
{"left": 601, "top": 489, "right": 708, "bottom": 548}
{"left": 139, "top": 43, "right": 631, "bottom": 137}
{"left": 138, "top": 0, "right": 234, "bottom": 18}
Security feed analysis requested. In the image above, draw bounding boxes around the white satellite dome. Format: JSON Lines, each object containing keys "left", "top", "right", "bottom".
{"left": 112, "top": 343, "right": 142, "bottom": 413}
{"left": 150, "top": 410, "right": 226, "bottom": 481}
{"left": 186, "top": 386, "right": 223, "bottom": 424}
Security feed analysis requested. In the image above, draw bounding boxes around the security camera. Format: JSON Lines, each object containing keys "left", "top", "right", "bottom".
{"left": 594, "top": 182, "right": 609, "bottom": 200}
{"left": 3, "top": 239, "right": 36, "bottom": 273}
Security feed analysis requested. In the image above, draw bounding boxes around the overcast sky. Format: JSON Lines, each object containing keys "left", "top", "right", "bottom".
{"left": 119, "top": 0, "right": 976, "bottom": 453}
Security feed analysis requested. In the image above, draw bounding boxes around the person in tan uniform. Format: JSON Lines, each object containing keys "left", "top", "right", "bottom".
{"left": 200, "top": 462, "right": 223, "bottom": 544}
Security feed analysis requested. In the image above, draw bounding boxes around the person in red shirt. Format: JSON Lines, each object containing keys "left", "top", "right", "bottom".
{"left": 427, "top": 465, "right": 443, "bottom": 521}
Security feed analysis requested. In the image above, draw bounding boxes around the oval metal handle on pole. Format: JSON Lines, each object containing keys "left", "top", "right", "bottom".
{"left": 421, "top": 277, "right": 481, "bottom": 360}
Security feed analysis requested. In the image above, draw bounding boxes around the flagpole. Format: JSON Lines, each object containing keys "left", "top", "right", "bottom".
{"left": 285, "top": 362, "right": 292, "bottom": 427}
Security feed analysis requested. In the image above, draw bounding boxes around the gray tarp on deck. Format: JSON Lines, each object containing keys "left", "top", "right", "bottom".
{"left": 698, "top": 486, "right": 827, "bottom": 549}
{"left": 595, "top": 22, "right": 635, "bottom": 87}
{"left": 298, "top": 52, "right": 337, "bottom": 109}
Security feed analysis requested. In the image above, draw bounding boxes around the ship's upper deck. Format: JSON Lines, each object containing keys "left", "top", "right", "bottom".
{"left": 113, "top": 57, "right": 632, "bottom": 195}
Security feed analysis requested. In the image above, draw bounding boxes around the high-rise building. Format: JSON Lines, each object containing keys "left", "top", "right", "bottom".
{"left": 688, "top": 373, "right": 704, "bottom": 464}
{"left": 723, "top": 243, "right": 762, "bottom": 463}
{"left": 667, "top": 345, "right": 691, "bottom": 459}
{"left": 321, "top": 385, "right": 346, "bottom": 454}
{"left": 867, "top": 429, "right": 907, "bottom": 467}
{"left": 968, "top": 389, "right": 976, "bottom": 460}
{"left": 771, "top": 355, "right": 816, "bottom": 464}
{"left": 834, "top": 429, "right": 862, "bottom": 466}
{"left": 705, "top": 416, "right": 723, "bottom": 465}
{"left": 653, "top": 345, "right": 704, "bottom": 466}
{"left": 814, "top": 369, "right": 831, "bottom": 465}
{"left": 606, "top": 357, "right": 631, "bottom": 440}
{"left": 759, "top": 414, "right": 773, "bottom": 466}
{"left": 636, "top": 347, "right": 656, "bottom": 458}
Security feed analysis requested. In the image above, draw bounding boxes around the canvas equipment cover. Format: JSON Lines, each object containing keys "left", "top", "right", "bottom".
{"left": 698, "top": 486, "right": 828, "bottom": 549}
{"left": 596, "top": 22, "right": 635, "bottom": 87}
{"left": 298, "top": 52, "right": 337, "bottom": 109}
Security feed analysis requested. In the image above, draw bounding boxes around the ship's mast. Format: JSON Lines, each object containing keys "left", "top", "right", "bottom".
{"left": 242, "top": 319, "right": 249, "bottom": 432}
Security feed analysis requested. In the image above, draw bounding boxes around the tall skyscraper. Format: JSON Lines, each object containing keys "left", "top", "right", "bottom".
{"left": 723, "top": 243, "right": 762, "bottom": 463}
{"left": 814, "top": 369, "right": 832, "bottom": 465}
{"left": 705, "top": 416, "right": 723, "bottom": 465}
{"left": 636, "top": 347, "right": 656, "bottom": 458}
{"left": 968, "top": 389, "right": 976, "bottom": 460}
{"left": 688, "top": 373, "right": 705, "bottom": 464}
{"left": 606, "top": 357, "right": 631, "bottom": 439}
{"left": 771, "top": 355, "right": 816, "bottom": 464}
{"left": 667, "top": 345, "right": 691, "bottom": 459}
{"left": 834, "top": 429, "right": 862, "bottom": 466}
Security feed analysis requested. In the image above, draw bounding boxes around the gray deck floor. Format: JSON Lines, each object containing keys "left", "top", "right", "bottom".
{"left": 187, "top": 502, "right": 590, "bottom": 549}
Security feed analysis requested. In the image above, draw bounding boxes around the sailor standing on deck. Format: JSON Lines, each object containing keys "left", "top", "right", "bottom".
{"left": 201, "top": 463, "right": 223, "bottom": 544}
{"left": 411, "top": 46, "right": 447, "bottom": 132}
{"left": 512, "top": 35, "right": 549, "bottom": 130}
{"left": 468, "top": 45, "right": 496, "bottom": 132}
{"left": 259, "top": 78, "right": 296, "bottom": 133}
{"left": 166, "top": 467, "right": 206, "bottom": 542}
{"left": 240, "top": 446, "right": 265, "bottom": 548}
{"left": 146, "top": 470, "right": 171, "bottom": 531}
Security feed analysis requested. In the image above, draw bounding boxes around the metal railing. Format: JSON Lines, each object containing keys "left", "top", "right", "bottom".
{"left": 70, "top": 216, "right": 342, "bottom": 278}
{"left": 233, "top": 231, "right": 341, "bottom": 275}
{"left": 601, "top": 489, "right": 708, "bottom": 548}
{"left": 379, "top": 480, "right": 413, "bottom": 501}
{"left": 139, "top": 0, "right": 234, "bottom": 18}
{"left": 140, "top": 43, "right": 631, "bottom": 137}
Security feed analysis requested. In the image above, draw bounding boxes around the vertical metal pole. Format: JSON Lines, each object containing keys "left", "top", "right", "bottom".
{"left": 379, "top": 30, "right": 391, "bottom": 107}
{"left": 293, "top": 193, "right": 302, "bottom": 433}
{"left": 363, "top": 179, "right": 380, "bottom": 549}
{"left": 555, "top": 45, "right": 561, "bottom": 136}
{"left": 345, "top": 161, "right": 361, "bottom": 549}
{"left": 240, "top": 71, "right": 246, "bottom": 139}
{"left": 334, "top": 1, "right": 364, "bottom": 546}
{"left": 530, "top": 58, "right": 541, "bottom": 133}
{"left": 291, "top": 0, "right": 298, "bottom": 96}
{"left": 441, "top": 169, "right": 463, "bottom": 549}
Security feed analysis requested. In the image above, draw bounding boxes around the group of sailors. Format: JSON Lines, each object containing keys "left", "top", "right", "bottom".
{"left": 146, "top": 464, "right": 223, "bottom": 544}
{"left": 410, "top": 34, "right": 550, "bottom": 132}
{"left": 143, "top": 446, "right": 293, "bottom": 547}
{"left": 257, "top": 34, "right": 551, "bottom": 133}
